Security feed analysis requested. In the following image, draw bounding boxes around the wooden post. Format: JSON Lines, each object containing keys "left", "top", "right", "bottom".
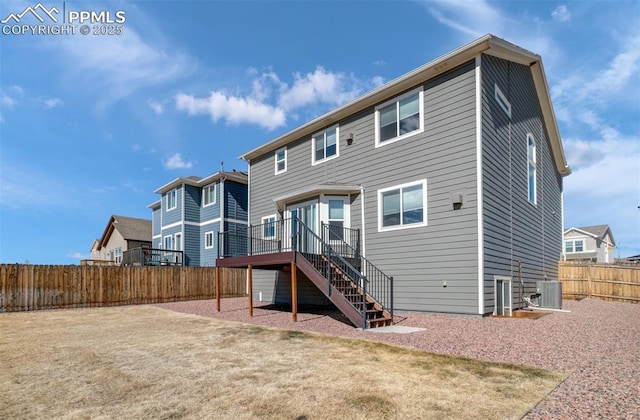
{"left": 248, "top": 265, "right": 253, "bottom": 317}
{"left": 215, "top": 266, "right": 221, "bottom": 312}
{"left": 291, "top": 262, "right": 298, "bottom": 322}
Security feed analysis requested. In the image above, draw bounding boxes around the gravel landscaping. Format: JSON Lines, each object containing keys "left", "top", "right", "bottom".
{"left": 156, "top": 298, "right": 640, "bottom": 419}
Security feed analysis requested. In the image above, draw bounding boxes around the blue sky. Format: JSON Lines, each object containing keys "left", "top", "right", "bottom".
{"left": 0, "top": 0, "right": 638, "bottom": 264}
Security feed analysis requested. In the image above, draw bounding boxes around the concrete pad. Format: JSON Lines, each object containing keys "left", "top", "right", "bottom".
{"left": 365, "top": 325, "right": 426, "bottom": 334}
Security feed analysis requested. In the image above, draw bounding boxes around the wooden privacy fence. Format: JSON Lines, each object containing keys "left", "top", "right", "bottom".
{"left": 0, "top": 264, "right": 247, "bottom": 313}
{"left": 558, "top": 261, "right": 640, "bottom": 303}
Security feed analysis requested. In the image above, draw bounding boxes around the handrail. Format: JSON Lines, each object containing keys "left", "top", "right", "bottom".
{"left": 217, "top": 217, "right": 393, "bottom": 327}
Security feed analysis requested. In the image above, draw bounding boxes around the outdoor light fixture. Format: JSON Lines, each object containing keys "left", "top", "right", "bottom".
{"left": 346, "top": 133, "right": 354, "bottom": 145}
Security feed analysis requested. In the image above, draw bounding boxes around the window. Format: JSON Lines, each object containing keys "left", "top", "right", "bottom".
{"left": 565, "top": 239, "right": 584, "bottom": 253}
{"left": 378, "top": 180, "right": 427, "bottom": 231}
{"left": 261, "top": 215, "right": 276, "bottom": 239}
{"left": 205, "top": 231, "right": 214, "bottom": 249}
{"left": 527, "top": 134, "right": 536, "bottom": 204}
{"left": 166, "top": 188, "right": 177, "bottom": 210}
{"left": 114, "top": 248, "right": 122, "bottom": 264}
{"left": 203, "top": 183, "right": 216, "bottom": 207}
{"left": 164, "top": 235, "right": 172, "bottom": 250}
{"left": 174, "top": 233, "right": 182, "bottom": 251}
{"left": 312, "top": 125, "right": 338, "bottom": 164}
{"left": 328, "top": 199, "right": 344, "bottom": 240}
{"left": 375, "top": 88, "right": 423, "bottom": 146}
{"left": 275, "top": 147, "right": 287, "bottom": 174}
{"left": 495, "top": 83, "right": 511, "bottom": 118}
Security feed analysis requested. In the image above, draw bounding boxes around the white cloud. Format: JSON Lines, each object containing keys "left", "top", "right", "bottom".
{"left": 175, "top": 67, "right": 378, "bottom": 130}
{"left": 53, "top": 23, "right": 194, "bottom": 107}
{"left": 278, "top": 67, "right": 364, "bottom": 111}
{"left": 175, "top": 91, "right": 286, "bottom": 130}
{"left": 1, "top": 93, "right": 17, "bottom": 108}
{"left": 147, "top": 99, "right": 164, "bottom": 115}
{"left": 421, "top": 0, "right": 504, "bottom": 38}
{"left": 42, "top": 98, "right": 63, "bottom": 109}
{"left": 551, "top": 5, "right": 570, "bottom": 22}
{"left": 163, "top": 153, "right": 193, "bottom": 170}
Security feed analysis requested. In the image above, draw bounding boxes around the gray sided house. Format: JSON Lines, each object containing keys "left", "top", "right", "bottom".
{"left": 149, "top": 170, "right": 248, "bottom": 266}
{"left": 564, "top": 225, "right": 615, "bottom": 263}
{"left": 217, "top": 34, "right": 571, "bottom": 326}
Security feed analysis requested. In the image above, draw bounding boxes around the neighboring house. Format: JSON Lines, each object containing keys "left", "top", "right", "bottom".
{"left": 217, "top": 34, "right": 570, "bottom": 327}
{"left": 95, "top": 215, "right": 152, "bottom": 264}
{"left": 564, "top": 225, "right": 616, "bottom": 263}
{"left": 89, "top": 239, "right": 101, "bottom": 260}
{"left": 149, "top": 170, "right": 248, "bottom": 266}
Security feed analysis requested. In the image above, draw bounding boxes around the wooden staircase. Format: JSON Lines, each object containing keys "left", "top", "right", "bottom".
{"left": 296, "top": 253, "right": 393, "bottom": 329}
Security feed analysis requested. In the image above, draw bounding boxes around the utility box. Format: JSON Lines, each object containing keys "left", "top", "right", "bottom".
{"left": 536, "top": 281, "right": 562, "bottom": 309}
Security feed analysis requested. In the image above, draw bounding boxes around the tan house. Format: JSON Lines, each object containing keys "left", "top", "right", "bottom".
{"left": 94, "top": 215, "right": 152, "bottom": 264}
{"left": 564, "top": 225, "right": 616, "bottom": 263}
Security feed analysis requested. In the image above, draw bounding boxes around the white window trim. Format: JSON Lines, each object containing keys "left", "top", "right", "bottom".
{"left": 374, "top": 87, "right": 424, "bottom": 148}
{"left": 204, "top": 231, "right": 214, "bottom": 249}
{"left": 275, "top": 147, "right": 287, "bottom": 174}
{"left": 203, "top": 183, "right": 217, "bottom": 207}
{"left": 163, "top": 235, "right": 173, "bottom": 250}
{"left": 166, "top": 188, "right": 177, "bottom": 211}
{"left": 377, "top": 179, "right": 428, "bottom": 232}
{"left": 311, "top": 125, "right": 339, "bottom": 165}
{"left": 527, "top": 133, "right": 537, "bottom": 205}
{"left": 565, "top": 239, "right": 586, "bottom": 253}
{"left": 494, "top": 83, "right": 511, "bottom": 118}
{"left": 261, "top": 215, "right": 277, "bottom": 239}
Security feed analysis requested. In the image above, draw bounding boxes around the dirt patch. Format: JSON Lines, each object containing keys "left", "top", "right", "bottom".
{"left": 0, "top": 305, "right": 564, "bottom": 419}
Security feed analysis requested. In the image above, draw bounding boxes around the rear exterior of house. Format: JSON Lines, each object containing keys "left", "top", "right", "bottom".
{"left": 95, "top": 215, "right": 152, "bottom": 264}
{"left": 223, "top": 35, "right": 570, "bottom": 318}
{"left": 150, "top": 171, "right": 248, "bottom": 266}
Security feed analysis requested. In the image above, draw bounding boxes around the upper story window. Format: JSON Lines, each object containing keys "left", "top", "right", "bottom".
{"left": 375, "top": 87, "right": 424, "bottom": 147}
{"left": 527, "top": 134, "right": 537, "bottom": 204}
{"left": 378, "top": 180, "right": 427, "bottom": 231}
{"left": 166, "top": 188, "right": 177, "bottom": 211}
{"left": 312, "top": 125, "right": 339, "bottom": 164}
{"left": 114, "top": 248, "right": 122, "bottom": 264}
{"left": 565, "top": 239, "right": 584, "bottom": 253}
{"left": 275, "top": 147, "right": 287, "bottom": 174}
{"left": 203, "top": 183, "right": 217, "bottom": 207}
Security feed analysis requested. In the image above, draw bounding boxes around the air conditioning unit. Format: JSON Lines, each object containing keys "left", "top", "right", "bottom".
{"left": 536, "top": 281, "right": 562, "bottom": 309}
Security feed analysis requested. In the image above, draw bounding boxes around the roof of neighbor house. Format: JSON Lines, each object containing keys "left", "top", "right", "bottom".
{"left": 564, "top": 225, "right": 616, "bottom": 246}
{"left": 239, "top": 33, "right": 570, "bottom": 177}
{"left": 97, "top": 215, "right": 152, "bottom": 249}
{"left": 152, "top": 170, "right": 248, "bottom": 196}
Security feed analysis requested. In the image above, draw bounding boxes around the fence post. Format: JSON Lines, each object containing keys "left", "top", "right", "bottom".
{"left": 587, "top": 261, "right": 592, "bottom": 299}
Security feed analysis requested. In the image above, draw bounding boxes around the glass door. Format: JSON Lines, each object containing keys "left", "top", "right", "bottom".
{"left": 286, "top": 200, "right": 318, "bottom": 253}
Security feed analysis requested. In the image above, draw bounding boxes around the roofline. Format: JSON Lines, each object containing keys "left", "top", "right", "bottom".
{"left": 239, "top": 34, "right": 570, "bottom": 176}
{"left": 564, "top": 226, "right": 615, "bottom": 246}
{"left": 564, "top": 227, "right": 599, "bottom": 239}
{"left": 154, "top": 171, "right": 248, "bottom": 194}
{"left": 147, "top": 200, "right": 161, "bottom": 209}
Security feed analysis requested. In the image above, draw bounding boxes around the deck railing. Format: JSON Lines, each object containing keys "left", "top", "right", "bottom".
{"left": 218, "top": 217, "right": 393, "bottom": 327}
{"left": 122, "top": 247, "right": 184, "bottom": 266}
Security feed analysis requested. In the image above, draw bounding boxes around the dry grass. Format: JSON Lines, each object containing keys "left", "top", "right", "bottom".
{"left": 0, "top": 306, "right": 565, "bottom": 419}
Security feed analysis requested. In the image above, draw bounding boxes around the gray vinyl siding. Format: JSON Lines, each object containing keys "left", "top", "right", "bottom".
{"left": 201, "top": 224, "right": 218, "bottom": 266}
{"left": 184, "top": 224, "right": 199, "bottom": 266}
{"left": 251, "top": 269, "right": 330, "bottom": 306}
{"left": 481, "top": 54, "right": 563, "bottom": 314}
{"left": 249, "top": 61, "right": 480, "bottom": 314}
{"left": 201, "top": 181, "right": 220, "bottom": 222}
{"left": 161, "top": 188, "right": 182, "bottom": 226}
{"left": 184, "top": 185, "right": 200, "bottom": 223}
{"left": 225, "top": 180, "right": 248, "bottom": 222}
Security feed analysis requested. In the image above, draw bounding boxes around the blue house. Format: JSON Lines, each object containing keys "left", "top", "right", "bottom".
{"left": 148, "top": 170, "right": 248, "bottom": 266}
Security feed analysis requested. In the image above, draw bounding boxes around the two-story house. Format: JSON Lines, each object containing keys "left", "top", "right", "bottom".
{"left": 217, "top": 34, "right": 571, "bottom": 327}
{"left": 149, "top": 170, "right": 248, "bottom": 266}
{"left": 564, "top": 225, "right": 615, "bottom": 263}
{"left": 94, "top": 215, "right": 152, "bottom": 264}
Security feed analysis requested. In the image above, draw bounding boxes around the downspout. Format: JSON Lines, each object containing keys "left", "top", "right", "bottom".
{"left": 220, "top": 175, "right": 226, "bottom": 263}
{"left": 360, "top": 185, "right": 366, "bottom": 259}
